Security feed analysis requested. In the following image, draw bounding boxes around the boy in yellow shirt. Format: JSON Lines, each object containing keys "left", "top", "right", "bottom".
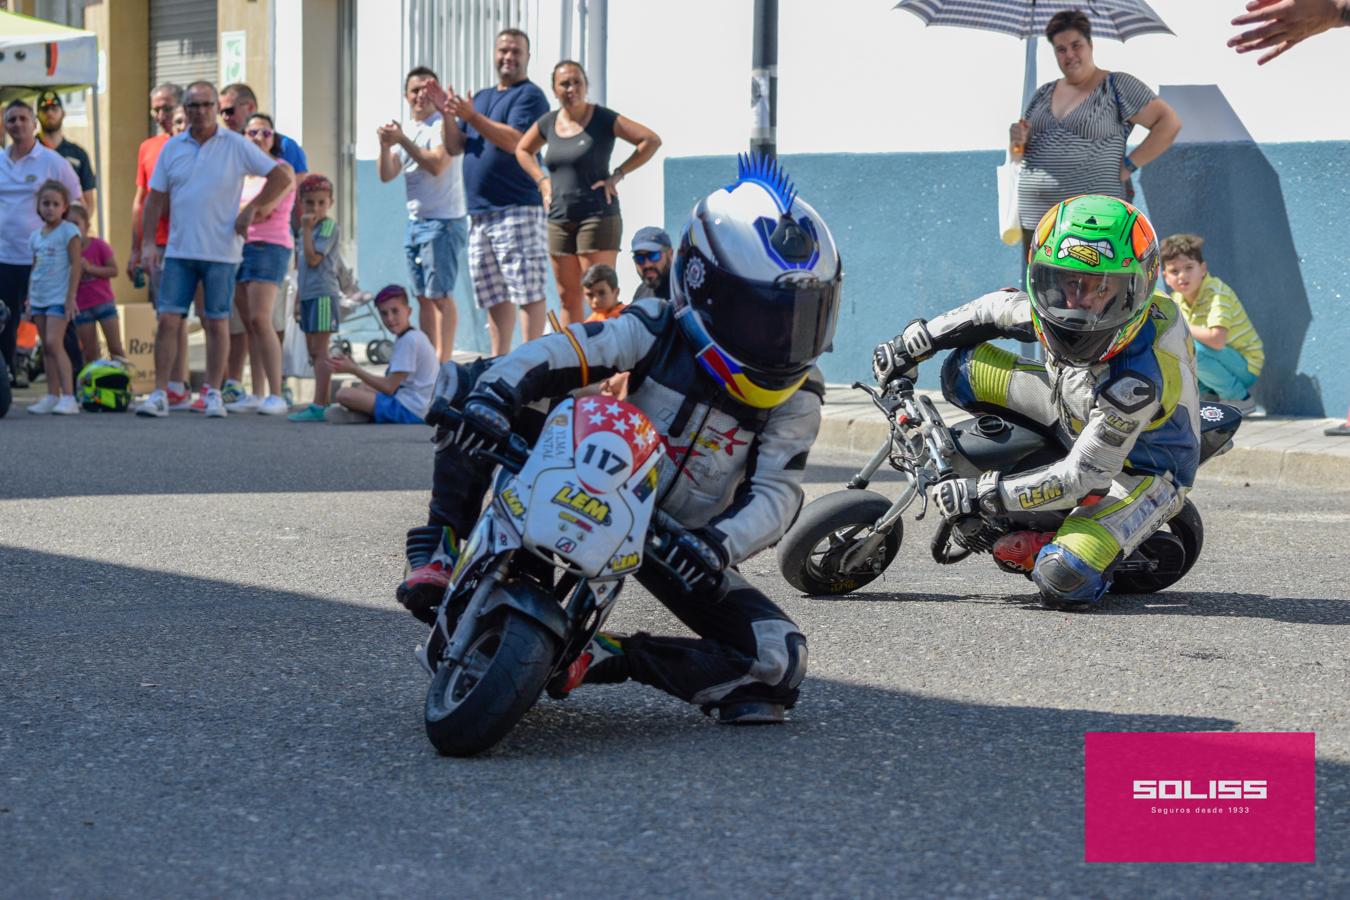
{"left": 1160, "top": 234, "right": 1263, "bottom": 413}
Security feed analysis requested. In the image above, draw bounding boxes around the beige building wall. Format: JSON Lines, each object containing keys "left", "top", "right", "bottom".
{"left": 219, "top": 0, "right": 272, "bottom": 110}
{"left": 77, "top": 0, "right": 152, "bottom": 301}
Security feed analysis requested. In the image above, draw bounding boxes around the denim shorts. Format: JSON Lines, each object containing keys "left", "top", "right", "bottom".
{"left": 405, "top": 216, "right": 468, "bottom": 299}
{"left": 374, "top": 391, "right": 426, "bottom": 425}
{"left": 30, "top": 303, "right": 66, "bottom": 319}
{"left": 237, "top": 241, "right": 293, "bottom": 286}
{"left": 158, "top": 257, "right": 238, "bottom": 320}
{"left": 74, "top": 302, "right": 118, "bottom": 326}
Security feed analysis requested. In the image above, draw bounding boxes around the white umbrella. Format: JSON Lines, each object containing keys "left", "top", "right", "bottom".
{"left": 893, "top": 0, "right": 1173, "bottom": 107}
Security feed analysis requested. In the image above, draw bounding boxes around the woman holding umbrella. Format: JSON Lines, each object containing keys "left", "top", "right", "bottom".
{"left": 1009, "top": 9, "right": 1181, "bottom": 258}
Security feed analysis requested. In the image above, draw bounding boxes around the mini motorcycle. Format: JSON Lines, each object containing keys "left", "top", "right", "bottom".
{"left": 776, "top": 373, "right": 1242, "bottom": 599}
{"left": 419, "top": 396, "right": 691, "bottom": 756}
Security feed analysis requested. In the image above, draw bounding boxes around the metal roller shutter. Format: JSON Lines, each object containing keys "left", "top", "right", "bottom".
{"left": 150, "top": 0, "right": 219, "bottom": 90}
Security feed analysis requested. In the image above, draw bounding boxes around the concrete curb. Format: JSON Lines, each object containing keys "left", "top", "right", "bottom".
{"left": 816, "top": 387, "right": 1350, "bottom": 492}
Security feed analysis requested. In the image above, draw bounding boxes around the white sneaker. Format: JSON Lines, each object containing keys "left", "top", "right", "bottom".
{"left": 51, "top": 395, "right": 80, "bottom": 415}
{"left": 136, "top": 389, "right": 170, "bottom": 418}
{"left": 203, "top": 388, "right": 227, "bottom": 418}
{"left": 257, "top": 395, "right": 289, "bottom": 416}
{"left": 225, "top": 393, "right": 263, "bottom": 413}
{"left": 27, "top": 394, "right": 59, "bottom": 415}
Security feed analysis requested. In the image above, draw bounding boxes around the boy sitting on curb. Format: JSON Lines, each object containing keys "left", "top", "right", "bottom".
{"left": 1160, "top": 233, "right": 1263, "bottom": 414}
{"left": 326, "top": 285, "right": 439, "bottom": 424}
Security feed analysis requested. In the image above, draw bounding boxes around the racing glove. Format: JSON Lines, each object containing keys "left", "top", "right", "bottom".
{"left": 931, "top": 471, "right": 1004, "bottom": 523}
{"left": 449, "top": 385, "right": 514, "bottom": 455}
{"left": 656, "top": 528, "right": 729, "bottom": 593}
{"left": 872, "top": 319, "right": 934, "bottom": 386}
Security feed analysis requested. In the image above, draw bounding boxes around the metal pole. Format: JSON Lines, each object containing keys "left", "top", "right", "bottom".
{"left": 585, "top": 0, "right": 606, "bottom": 106}
{"left": 560, "top": 0, "right": 572, "bottom": 62}
{"left": 90, "top": 82, "right": 104, "bottom": 236}
{"left": 750, "top": 0, "right": 777, "bottom": 158}
{"left": 1021, "top": 37, "right": 1037, "bottom": 112}
{"left": 577, "top": 0, "right": 587, "bottom": 69}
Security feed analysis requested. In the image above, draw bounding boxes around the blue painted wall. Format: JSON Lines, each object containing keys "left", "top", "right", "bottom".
{"left": 354, "top": 160, "right": 562, "bottom": 357}
{"left": 666, "top": 145, "right": 1350, "bottom": 416}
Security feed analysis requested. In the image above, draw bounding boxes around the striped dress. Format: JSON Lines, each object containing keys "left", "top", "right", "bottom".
{"left": 1017, "top": 71, "right": 1156, "bottom": 229}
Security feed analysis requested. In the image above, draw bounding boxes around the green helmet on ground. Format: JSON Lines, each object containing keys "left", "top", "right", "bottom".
{"left": 76, "top": 358, "right": 133, "bottom": 412}
{"left": 1025, "top": 195, "right": 1160, "bottom": 366}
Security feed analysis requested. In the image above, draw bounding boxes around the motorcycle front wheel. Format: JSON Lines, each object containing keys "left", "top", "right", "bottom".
{"left": 424, "top": 608, "right": 558, "bottom": 757}
{"left": 777, "top": 490, "right": 902, "bottom": 596}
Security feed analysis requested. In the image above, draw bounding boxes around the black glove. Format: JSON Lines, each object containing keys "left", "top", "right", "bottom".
{"left": 931, "top": 472, "right": 1003, "bottom": 523}
{"left": 449, "top": 388, "right": 513, "bottom": 455}
{"left": 656, "top": 528, "right": 729, "bottom": 592}
{"left": 872, "top": 319, "right": 934, "bottom": 385}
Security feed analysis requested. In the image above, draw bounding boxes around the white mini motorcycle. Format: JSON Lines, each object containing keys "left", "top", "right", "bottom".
{"left": 419, "top": 396, "right": 684, "bottom": 756}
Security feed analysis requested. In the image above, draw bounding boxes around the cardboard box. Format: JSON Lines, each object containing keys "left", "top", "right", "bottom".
{"left": 118, "top": 303, "right": 158, "bottom": 394}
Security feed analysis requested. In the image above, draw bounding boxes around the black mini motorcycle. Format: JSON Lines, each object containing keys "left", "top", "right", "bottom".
{"left": 777, "top": 373, "right": 1242, "bottom": 599}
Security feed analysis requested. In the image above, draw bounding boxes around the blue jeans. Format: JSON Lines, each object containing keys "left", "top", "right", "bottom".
{"left": 158, "top": 257, "right": 238, "bottom": 319}
{"left": 1195, "top": 343, "right": 1258, "bottom": 400}
{"left": 405, "top": 217, "right": 468, "bottom": 299}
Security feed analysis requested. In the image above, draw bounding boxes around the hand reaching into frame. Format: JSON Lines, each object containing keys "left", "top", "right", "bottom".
{"left": 1229, "top": 0, "right": 1350, "bottom": 64}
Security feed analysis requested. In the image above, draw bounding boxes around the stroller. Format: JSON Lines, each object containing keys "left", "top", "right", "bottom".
{"left": 326, "top": 253, "right": 394, "bottom": 364}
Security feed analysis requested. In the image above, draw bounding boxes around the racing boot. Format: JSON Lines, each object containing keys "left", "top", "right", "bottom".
{"left": 396, "top": 525, "right": 459, "bottom": 624}
{"left": 993, "top": 530, "right": 1055, "bottom": 575}
{"left": 546, "top": 632, "right": 627, "bottom": 699}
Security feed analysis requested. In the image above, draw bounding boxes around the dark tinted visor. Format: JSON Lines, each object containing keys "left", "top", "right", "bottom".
{"left": 690, "top": 259, "right": 841, "bottom": 374}
{"left": 1028, "top": 263, "right": 1146, "bottom": 333}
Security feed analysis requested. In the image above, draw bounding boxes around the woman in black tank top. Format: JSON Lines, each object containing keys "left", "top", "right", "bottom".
{"left": 514, "top": 60, "right": 662, "bottom": 326}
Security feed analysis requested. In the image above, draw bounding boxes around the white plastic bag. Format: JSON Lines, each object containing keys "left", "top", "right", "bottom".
{"left": 282, "top": 315, "right": 314, "bottom": 379}
{"left": 997, "top": 154, "right": 1023, "bottom": 246}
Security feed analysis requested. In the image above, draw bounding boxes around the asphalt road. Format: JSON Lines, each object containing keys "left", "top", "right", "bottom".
{"left": 2, "top": 412, "right": 1346, "bottom": 897}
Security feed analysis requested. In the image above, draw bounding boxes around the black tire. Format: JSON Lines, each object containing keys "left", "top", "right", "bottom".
{"left": 777, "top": 490, "right": 902, "bottom": 596}
{"left": 1110, "top": 499, "right": 1204, "bottom": 595}
{"left": 367, "top": 339, "right": 395, "bottom": 365}
{"left": 424, "top": 609, "right": 558, "bottom": 757}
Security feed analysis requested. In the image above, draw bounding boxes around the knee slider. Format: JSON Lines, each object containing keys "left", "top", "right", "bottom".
{"left": 1032, "top": 543, "right": 1111, "bottom": 604}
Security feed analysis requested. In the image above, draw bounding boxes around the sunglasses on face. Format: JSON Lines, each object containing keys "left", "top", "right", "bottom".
{"left": 39, "top": 102, "right": 61, "bottom": 111}
{"left": 633, "top": 251, "right": 663, "bottom": 264}
{"left": 246, "top": 128, "right": 274, "bottom": 138}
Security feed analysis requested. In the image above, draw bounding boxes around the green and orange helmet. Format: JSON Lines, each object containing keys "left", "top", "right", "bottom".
{"left": 1025, "top": 195, "right": 1159, "bottom": 366}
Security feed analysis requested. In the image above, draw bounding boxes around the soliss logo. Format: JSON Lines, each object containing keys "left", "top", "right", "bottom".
{"left": 1132, "top": 780, "right": 1268, "bottom": 800}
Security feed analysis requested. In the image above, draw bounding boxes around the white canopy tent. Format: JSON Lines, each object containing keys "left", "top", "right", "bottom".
{"left": 0, "top": 9, "right": 103, "bottom": 232}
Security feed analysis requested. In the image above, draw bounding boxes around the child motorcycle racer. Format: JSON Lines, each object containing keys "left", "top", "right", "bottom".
{"left": 399, "top": 156, "right": 842, "bottom": 723}
{"left": 871, "top": 195, "right": 1201, "bottom": 610}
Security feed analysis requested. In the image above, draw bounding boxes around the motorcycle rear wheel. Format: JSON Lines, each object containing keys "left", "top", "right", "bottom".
{"left": 1109, "top": 499, "right": 1204, "bottom": 595}
{"left": 777, "top": 490, "right": 902, "bottom": 596}
{"left": 424, "top": 609, "right": 557, "bottom": 757}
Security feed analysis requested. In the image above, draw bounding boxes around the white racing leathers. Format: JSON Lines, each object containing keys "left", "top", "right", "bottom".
{"left": 423, "top": 298, "right": 820, "bottom": 710}
{"left": 925, "top": 288, "right": 1201, "bottom": 603}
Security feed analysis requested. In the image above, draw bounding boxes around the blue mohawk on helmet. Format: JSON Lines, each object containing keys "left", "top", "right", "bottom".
{"left": 731, "top": 152, "right": 797, "bottom": 215}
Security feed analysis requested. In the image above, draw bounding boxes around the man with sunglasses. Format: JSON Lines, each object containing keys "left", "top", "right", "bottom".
{"left": 219, "top": 84, "right": 308, "bottom": 175}
{"left": 136, "top": 82, "right": 292, "bottom": 419}
{"left": 630, "top": 226, "right": 672, "bottom": 301}
{"left": 35, "top": 90, "right": 97, "bottom": 218}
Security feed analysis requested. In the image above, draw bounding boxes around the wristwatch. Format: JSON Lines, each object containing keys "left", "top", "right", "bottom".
{"left": 1122, "top": 155, "right": 1139, "bottom": 174}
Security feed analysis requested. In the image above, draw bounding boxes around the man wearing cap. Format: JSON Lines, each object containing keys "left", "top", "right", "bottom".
{"left": 630, "top": 225, "right": 672, "bottom": 301}
{"left": 36, "top": 90, "right": 97, "bottom": 218}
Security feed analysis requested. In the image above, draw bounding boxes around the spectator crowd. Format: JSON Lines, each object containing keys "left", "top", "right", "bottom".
{"left": 2, "top": 25, "right": 668, "bottom": 426}
{"left": 3, "top": 6, "right": 1347, "bottom": 430}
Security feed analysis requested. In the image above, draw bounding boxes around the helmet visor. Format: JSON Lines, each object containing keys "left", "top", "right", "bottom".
{"left": 685, "top": 258, "right": 842, "bottom": 376}
{"left": 1027, "top": 263, "right": 1148, "bottom": 334}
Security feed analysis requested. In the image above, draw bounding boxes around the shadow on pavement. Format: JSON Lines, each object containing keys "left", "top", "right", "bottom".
{"left": 0, "top": 414, "right": 435, "bottom": 499}
{"left": 3, "top": 547, "right": 1344, "bottom": 896}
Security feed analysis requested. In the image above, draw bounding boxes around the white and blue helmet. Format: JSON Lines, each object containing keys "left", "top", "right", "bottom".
{"left": 672, "top": 153, "right": 843, "bottom": 409}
